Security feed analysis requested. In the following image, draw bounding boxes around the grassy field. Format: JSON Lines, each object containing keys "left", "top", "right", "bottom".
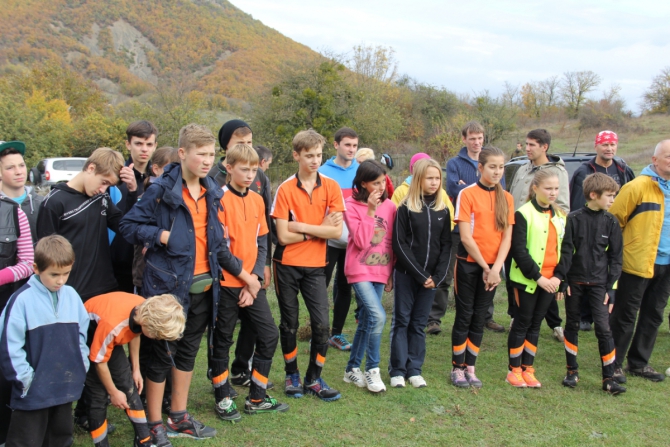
{"left": 72, "top": 283, "right": 670, "bottom": 447}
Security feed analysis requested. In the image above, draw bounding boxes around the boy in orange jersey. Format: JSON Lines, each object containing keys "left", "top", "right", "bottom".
{"left": 83, "top": 292, "right": 185, "bottom": 447}
{"left": 210, "top": 144, "right": 288, "bottom": 422}
{"left": 271, "top": 130, "right": 345, "bottom": 401}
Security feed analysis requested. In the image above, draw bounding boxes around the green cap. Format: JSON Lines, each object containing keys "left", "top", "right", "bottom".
{"left": 0, "top": 141, "right": 25, "bottom": 156}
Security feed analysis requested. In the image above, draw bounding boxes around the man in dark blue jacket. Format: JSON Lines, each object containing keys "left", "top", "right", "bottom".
{"left": 432, "top": 121, "right": 505, "bottom": 334}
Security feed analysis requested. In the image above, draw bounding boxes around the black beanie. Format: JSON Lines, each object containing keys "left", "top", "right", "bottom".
{"left": 218, "top": 119, "right": 251, "bottom": 151}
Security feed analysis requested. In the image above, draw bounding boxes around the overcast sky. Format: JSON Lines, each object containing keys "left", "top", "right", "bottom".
{"left": 231, "top": 0, "right": 670, "bottom": 114}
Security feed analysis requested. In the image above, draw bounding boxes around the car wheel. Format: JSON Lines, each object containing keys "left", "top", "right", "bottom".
{"left": 29, "top": 168, "right": 41, "bottom": 185}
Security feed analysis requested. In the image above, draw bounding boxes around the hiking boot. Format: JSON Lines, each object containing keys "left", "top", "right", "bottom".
{"left": 450, "top": 368, "right": 469, "bottom": 388}
{"left": 562, "top": 370, "right": 580, "bottom": 388}
{"left": 365, "top": 368, "right": 387, "bottom": 393}
{"left": 627, "top": 365, "right": 665, "bottom": 382}
{"left": 579, "top": 321, "right": 592, "bottom": 331}
{"left": 390, "top": 376, "right": 406, "bottom": 388}
{"left": 304, "top": 377, "right": 342, "bottom": 401}
{"left": 231, "top": 371, "right": 274, "bottom": 390}
{"left": 328, "top": 334, "right": 352, "bottom": 351}
{"left": 612, "top": 367, "right": 627, "bottom": 384}
{"left": 603, "top": 378, "right": 627, "bottom": 395}
{"left": 408, "top": 375, "right": 427, "bottom": 388}
{"left": 522, "top": 366, "right": 541, "bottom": 388}
{"left": 343, "top": 367, "right": 367, "bottom": 388}
{"left": 426, "top": 321, "right": 442, "bottom": 335}
{"left": 149, "top": 423, "right": 172, "bottom": 447}
{"left": 244, "top": 395, "right": 289, "bottom": 414}
{"left": 485, "top": 320, "right": 505, "bottom": 333}
{"left": 284, "top": 372, "right": 304, "bottom": 398}
{"left": 465, "top": 366, "right": 482, "bottom": 388}
{"left": 506, "top": 367, "right": 527, "bottom": 388}
{"left": 214, "top": 397, "right": 242, "bottom": 423}
{"left": 166, "top": 413, "right": 216, "bottom": 439}
{"left": 552, "top": 327, "right": 565, "bottom": 342}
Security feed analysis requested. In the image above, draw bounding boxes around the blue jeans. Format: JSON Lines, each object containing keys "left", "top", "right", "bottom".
{"left": 347, "top": 282, "right": 386, "bottom": 371}
{"left": 389, "top": 270, "right": 436, "bottom": 378}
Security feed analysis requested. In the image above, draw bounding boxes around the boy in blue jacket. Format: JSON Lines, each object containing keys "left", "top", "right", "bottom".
{"left": 0, "top": 235, "right": 89, "bottom": 447}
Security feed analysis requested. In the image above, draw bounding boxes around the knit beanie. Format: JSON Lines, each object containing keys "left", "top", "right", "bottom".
{"left": 409, "top": 152, "right": 431, "bottom": 174}
{"left": 218, "top": 119, "right": 251, "bottom": 150}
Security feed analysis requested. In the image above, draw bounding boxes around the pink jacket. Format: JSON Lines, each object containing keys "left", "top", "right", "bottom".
{"left": 344, "top": 196, "right": 396, "bottom": 284}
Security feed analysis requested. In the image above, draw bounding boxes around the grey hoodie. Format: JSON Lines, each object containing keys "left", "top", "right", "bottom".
{"left": 0, "top": 186, "right": 43, "bottom": 244}
{"left": 508, "top": 154, "right": 570, "bottom": 212}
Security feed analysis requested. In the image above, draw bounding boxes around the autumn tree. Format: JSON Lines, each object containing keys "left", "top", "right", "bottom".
{"left": 641, "top": 67, "right": 670, "bottom": 114}
{"left": 561, "top": 71, "right": 601, "bottom": 118}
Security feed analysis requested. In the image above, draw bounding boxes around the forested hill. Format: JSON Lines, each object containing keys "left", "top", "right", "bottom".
{"left": 0, "top": 0, "right": 319, "bottom": 101}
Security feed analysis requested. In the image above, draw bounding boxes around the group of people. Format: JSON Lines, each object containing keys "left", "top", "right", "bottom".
{"left": 0, "top": 116, "right": 667, "bottom": 446}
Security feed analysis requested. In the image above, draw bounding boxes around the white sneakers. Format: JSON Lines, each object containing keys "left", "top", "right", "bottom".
{"left": 553, "top": 326, "right": 565, "bottom": 342}
{"left": 343, "top": 368, "right": 367, "bottom": 388}
{"left": 365, "top": 368, "right": 386, "bottom": 393}
{"left": 390, "top": 376, "right": 405, "bottom": 388}
{"left": 408, "top": 375, "right": 427, "bottom": 388}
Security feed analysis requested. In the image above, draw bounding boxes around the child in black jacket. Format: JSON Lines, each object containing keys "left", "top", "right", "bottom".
{"left": 555, "top": 173, "right": 625, "bottom": 395}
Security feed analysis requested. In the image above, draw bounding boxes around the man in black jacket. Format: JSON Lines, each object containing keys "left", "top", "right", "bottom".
{"left": 569, "top": 130, "right": 634, "bottom": 330}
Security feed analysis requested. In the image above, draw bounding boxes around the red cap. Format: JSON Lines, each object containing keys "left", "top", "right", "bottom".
{"left": 595, "top": 130, "right": 618, "bottom": 147}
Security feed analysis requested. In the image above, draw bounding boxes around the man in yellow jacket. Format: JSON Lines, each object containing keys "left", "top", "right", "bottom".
{"left": 392, "top": 153, "right": 454, "bottom": 335}
{"left": 609, "top": 140, "right": 670, "bottom": 384}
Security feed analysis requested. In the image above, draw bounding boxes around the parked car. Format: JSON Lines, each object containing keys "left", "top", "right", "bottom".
{"left": 504, "top": 152, "right": 598, "bottom": 188}
{"left": 29, "top": 157, "right": 87, "bottom": 187}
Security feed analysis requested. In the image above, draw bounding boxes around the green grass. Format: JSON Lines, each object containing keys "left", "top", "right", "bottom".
{"left": 72, "top": 284, "right": 670, "bottom": 447}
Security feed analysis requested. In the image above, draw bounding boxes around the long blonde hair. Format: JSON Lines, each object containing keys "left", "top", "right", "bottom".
{"left": 402, "top": 158, "right": 446, "bottom": 213}
{"left": 526, "top": 169, "right": 567, "bottom": 216}
{"left": 478, "top": 146, "right": 509, "bottom": 232}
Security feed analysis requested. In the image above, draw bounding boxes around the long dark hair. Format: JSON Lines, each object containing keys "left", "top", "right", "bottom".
{"left": 352, "top": 160, "right": 388, "bottom": 203}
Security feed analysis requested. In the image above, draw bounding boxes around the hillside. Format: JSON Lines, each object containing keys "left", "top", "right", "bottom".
{"left": 0, "top": 0, "right": 320, "bottom": 102}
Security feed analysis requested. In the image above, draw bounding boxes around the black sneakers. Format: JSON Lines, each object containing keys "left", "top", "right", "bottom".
{"left": 244, "top": 395, "right": 290, "bottom": 415}
{"left": 602, "top": 378, "right": 627, "bottom": 395}
{"left": 562, "top": 370, "right": 580, "bottom": 388}
{"left": 149, "top": 423, "right": 172, "bottom": 447}
{"left": 612, "top": 367, "right": 627, "bottom": 384}
{"left": 166, "top": 413, "right": 216, "bottom": 439}
{"left": 304, "top": 377, "right": 341, "bottom": 402}
{"left": 215, "top": 398, "right": 242, "bottom": 423}
{"left": 627, "top": 365, "right": 665, "bottom": 382}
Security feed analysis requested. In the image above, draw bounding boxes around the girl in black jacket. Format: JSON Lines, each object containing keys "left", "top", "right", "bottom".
{"left": 389, "top": 158, "right": 452, "bottom": 389}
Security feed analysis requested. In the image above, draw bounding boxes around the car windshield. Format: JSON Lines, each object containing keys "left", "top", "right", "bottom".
{"left": 52, "top": 159, "right": 86, "bottom": 171}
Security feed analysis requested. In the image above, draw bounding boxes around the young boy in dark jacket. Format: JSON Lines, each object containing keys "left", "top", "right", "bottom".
{"left": 119, "top": 124, "right": 251, "bottom": 446}
{"left": 555, "top": 173, "right": 625, "bottom": 395}
{"left": 0, "top": 235, "right": 89, "bottom": 447}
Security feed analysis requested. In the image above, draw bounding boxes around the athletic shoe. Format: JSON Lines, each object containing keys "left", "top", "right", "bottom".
{"left": 602, "top": 378, "right": 627, "bottom": 395}
{"left": 365, "top": 368, "right": 386, "bottom": 393}
{"left": 408, "top": 375, "right": 427, "bottom": 388}
{"left": 579, "top": 321, "right": 592, "bottom": 331}
{"left": 343, "top": 367, "right": 367, "bottom": 388}
{"left": 166, "top": 413, "right": 216, "bottom": 439}
{"left": 426, "top": 322, "right": 442, "bottom": 335}
{"left": 135, "top": 435, "right": 158, "bottom": 447}
{"left": 390, "top": 376, "right": 405, "bottom": 388}
{"left": 304, "top": 377, "right": 341, "bottom": 401}
{"left": 284, "top": 373, "right": 304, "bottom": 398}
{"left": 214, "top": 398, "right": 241, "bottom": 423}
{"left": 244, "top": 395, "right": 289, "bottom": 414}
{"left": 231, "top": 371, "right": 275, "bottom": 390}
{"left": 149, "top": 423, "right": 172, "bottom": 447}
{"left": 465, "top": 366, "right": 483, "bottom": 388}
{"left": 485, "top": 320, "right": 505, "bottom": 333}
{"left": 562, "top": 370, "right": 580, "bottom": 388}
{"left": 506, "top": 367, "right": 527, "bottom": 388}
{"left": 328, "top": 334, "right": 352, "bottom": 351}
{"left": 627, "top": 365, "right": 665, "bottom": 382}
{"left": 552, "top": 327, "right": 565, "bottom": 342}
{"left": 612, "top": 367, "right": 627, "bottom": 384}
{"left": 522, "top": 366, "right": 541, "bottom": 388}
{"left": 450, "top": 368, "right": 469, "bottom": 388}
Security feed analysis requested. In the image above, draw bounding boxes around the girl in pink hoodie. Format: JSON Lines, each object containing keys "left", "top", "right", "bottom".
{"left": 342, "top": 160, "right": 396, "bottom": 393}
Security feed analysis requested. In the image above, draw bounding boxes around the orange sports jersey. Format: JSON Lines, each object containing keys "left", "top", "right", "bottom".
{"left": 541, "top": 209, "right": 558, "bottom": 278}
{"left": 271, "top": 172, "right": 345, "bottom": 267}
{"left": 182, "top": 184, "right": 210, "bottom": 275}
{"left": 218, "top": 185, "right": 269, "bottom": 287}
{"left": 84, "top": 292, "right": 145, "bottom": 363}
{"left": 454, "top": 182, "right": 515, "bottom": 264}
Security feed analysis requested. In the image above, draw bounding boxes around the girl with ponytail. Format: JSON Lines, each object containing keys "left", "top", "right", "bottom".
{"left": 506, "top": 169, "right": 566, "bottom": 388}
{"left": 450, "top": 146, "right": 514, "bottom": 389}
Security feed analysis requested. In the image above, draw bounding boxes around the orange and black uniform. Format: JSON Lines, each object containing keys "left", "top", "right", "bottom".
{"left": 452, "top": 182, "right": 514, "bottom": 368}
{"left": 83, "top": 292, "right": 152, "bottom": 447}
{"left": 210, "top": 185, "right": 278, "bottom": 403}
{"left": 271, "top": 172, "right": 345, "bottom": 381}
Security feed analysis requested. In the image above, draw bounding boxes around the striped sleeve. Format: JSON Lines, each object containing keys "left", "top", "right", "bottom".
{"left": 0, "top": 209, "right": 34, "bottom": 286}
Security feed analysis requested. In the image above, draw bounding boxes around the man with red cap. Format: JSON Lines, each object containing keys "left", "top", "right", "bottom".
{"left": 569, "top": 130, "right": 635, "bottom": 331}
